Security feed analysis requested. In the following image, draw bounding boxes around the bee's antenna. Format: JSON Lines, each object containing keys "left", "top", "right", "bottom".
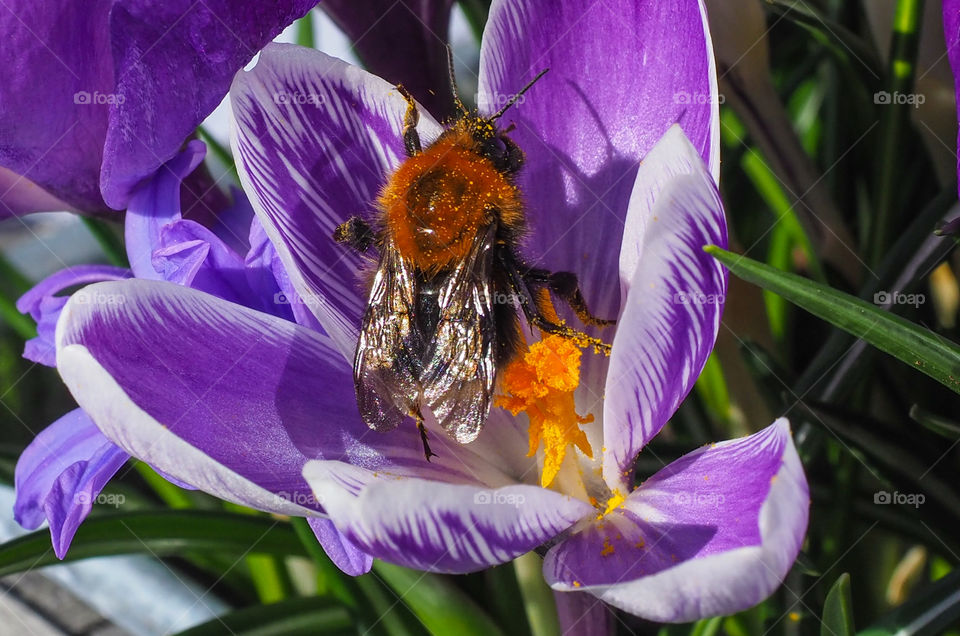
{"left": 446, "top": 44, "right": 469, "bottom": 117}
{"left": 491, "top": 68, "right": 549, "bottom": 120}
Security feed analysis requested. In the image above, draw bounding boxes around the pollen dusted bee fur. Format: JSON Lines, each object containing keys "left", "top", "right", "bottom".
{"left": 335, "top": 52, "right": 612, "bottom": 460}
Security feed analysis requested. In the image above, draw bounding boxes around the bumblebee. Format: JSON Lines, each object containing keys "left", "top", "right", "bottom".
{"left": 335, "top": 55, "right": 612, "bottom": 459}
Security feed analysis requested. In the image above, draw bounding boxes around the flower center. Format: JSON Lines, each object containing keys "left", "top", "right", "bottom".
{"left": 496, "top": 334, "right": 595, "bottom": 488}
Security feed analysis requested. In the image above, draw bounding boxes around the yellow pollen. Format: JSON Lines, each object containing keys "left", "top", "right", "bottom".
{"left": 601, "top": 490, "right": 626, "bottom": 516}
{"left": 496, "top": 335, "right": 594, "bottom": 488}
{"left": 600, "top": 537, "right": 615, "bottom": 556}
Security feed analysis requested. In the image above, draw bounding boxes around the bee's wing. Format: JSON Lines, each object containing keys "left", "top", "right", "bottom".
{"left": 354, "top": 244, "right": 423, "bottom": 431}
{"left": 421, "top": 226, "right": 498, "bottom": 444}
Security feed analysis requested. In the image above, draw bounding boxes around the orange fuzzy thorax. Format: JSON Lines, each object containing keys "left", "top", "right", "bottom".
{"left": 379, "top": 126, "right": 521, "bottom": 273}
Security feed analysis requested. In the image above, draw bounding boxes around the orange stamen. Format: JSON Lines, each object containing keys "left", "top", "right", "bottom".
{"left": 496, "top": 335, "right": 594, "bottom": 488}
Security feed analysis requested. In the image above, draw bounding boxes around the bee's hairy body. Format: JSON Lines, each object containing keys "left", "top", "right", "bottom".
{"left": 334, "top": 75, "right": 612, "bottom": 460}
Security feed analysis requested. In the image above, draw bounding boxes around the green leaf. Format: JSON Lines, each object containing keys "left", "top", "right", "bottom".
{"left": 705, "top": 246, "right": 960, "bottom": 395}
{"left": 763, "top": 0, "right": 882, "bottom": 79}
{"left": 173, "top": 597, "right": 353, "bottom": 636}
{"left": 860, "top": 571, "right": 960, "bottom": 635}
{"left": 0, "top": 511, "right": 304, "bottom": 577}
{"left": 822, "top": 573, "right": 855, "bottom": 636}
{"left": 373, "top": 561, "right": 505, "bottom": 636}
{"left": 909, "top": 404, "right": 960, "bottom": 439}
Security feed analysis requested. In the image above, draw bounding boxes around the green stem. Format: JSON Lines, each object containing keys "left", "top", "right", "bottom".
{"left": 869, "top": 0, "right": 925, "bottom": 265}
{"left": 296, "top": 11, "right": 315, "bottom": 48}
{"left": 512, "top": 552, "right": 560, "bottom": 636}
{"left": 0, "top": 291, "right": 35, "bottom": 340}
{"left": 0, "top": 254, "right": 32, "bottom": 295}
{"left": 132, "top": 462, "right": 195, "bottom": 509}
{"left": 81, "top": 217, "right": 128, "bottom": 268}
{"left": 289, "top": 517, "right": 357, "bottom": 608}
{"left": 223, "top": 503, "right": 292, "bottom": 604}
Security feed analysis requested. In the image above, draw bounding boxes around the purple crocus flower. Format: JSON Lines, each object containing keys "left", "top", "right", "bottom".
{"left": 45, "top": 0, "right": 807, "bottom": 623}
{"left": 14, "top": 140, "right": 309, "bottom": 557}
{"left": 0, "top": 0, "right": 315, "bottom": 216}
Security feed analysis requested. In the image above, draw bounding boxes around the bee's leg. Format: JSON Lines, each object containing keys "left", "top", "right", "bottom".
{"left": 523, "top": 268, "right": 615, "bottom": 327}
{"left": 334, "top": 216, "right": 376, "bottom": 253}
{"left": 497, "top": 249, "right": 612, "bottom": 355}
{"left": 411, "top": 405, "right": 437, "bottom": 461}
{"left": 397, "top": 85, "right": 421, "bottom": 157}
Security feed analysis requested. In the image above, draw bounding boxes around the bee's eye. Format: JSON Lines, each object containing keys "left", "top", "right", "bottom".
{"left": 481, "top": 135, "right": 524, "bottom": 174}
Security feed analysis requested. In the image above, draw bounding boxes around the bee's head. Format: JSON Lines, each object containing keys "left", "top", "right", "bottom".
{"left": 444, "top": 47, "right": 546, "bottom": 176}
{"left": 473, "top": 121, "right": 524, "bottom": 175}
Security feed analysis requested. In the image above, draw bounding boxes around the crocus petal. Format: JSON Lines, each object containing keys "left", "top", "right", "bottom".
{"left": 16, "top": 265, "right": 131, "bottom": 367}
{"left": 125, "top": 140, "right": 207, "bottom": 280}
{"left": 304, "top": 460, "right": 593, "bottom": 574}
{"left": 944, "top": 0, "right": 960, "bottom": 195}
{"left": 0, "top": 167, "right": 75, "bottom": 217}
{"left": 553, "top": 590, "right": 614, "bottom": 636}
{"left": 56, "top": 280, "right": 513, "bottom": 517}
{"left": 478, "top": 0, "right": 719, "bottom": 317}
{"left": 321, "top": 0, "right": 455, "bottom": 119}
{"left": 603, "top": 126, "right": 727, "bottom": 491}
{"left": 1, "top": 2, "right": 313, "bottom": 213}
{"left": 308, "top": 517, "right": 373, "bottom": 576}
{"left": 544, "top": 419, "right": 809, "bottom": 623}
{"left": 0, "top": 0, "right": 113, "bottom": 213}
{"left": 231, "top": 43, "right": 443, "bottom": 359}
{"left": 14, "top": 409, "right": 129, "bottom": 559}
{"left": 153, "top": 219, "right": 262, "bottom": 310}
{"left": 99, "top": 1, "right": 317, "bottom": 208}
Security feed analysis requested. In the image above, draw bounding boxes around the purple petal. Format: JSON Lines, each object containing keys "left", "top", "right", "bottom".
{"left": 478, "top": 0, "right": 718, "bottom": 317}
{"left": 308, "top": 517, "right": 373, "bottom": 576}
{"left": 99, "top": 0, "right": 316, "bottom": 208}
{"left": 544, "top": 420, "right": 809, "bottom": 622}
{"left": 303, "top": 460, "right": 593, "bottom": 574}
{"left": 0, "top": 0, "right": 113, "bottom": 213}
{"left": 125, "top": 140, "right": 207, "bottom": 280}
{"left": 152, "top": 219, "right": 258, "bottom": 308}
{"left": 230, "top": 43, "right": 443, "bottom": 358}
{"left": 14, "top": 409, "right": 129, "bottom": 559}
{"left": 16, "top": 265, "right": 131, "bottom": 367}
{"left": 944, "top": 0, "right": 960, "bottom": 195}
{"left": 321, "top": 0, "right": 455, "bottom": 119}
{"left": 56, "top": 280, "right": 514, "bottom": 516}
{"left": 553, "top": 590, "right": 614, "bottom": 636}
{"left": 0, "top": 167, "right": 76, "bottom": 217}
{"left": 603, "top": 126, "right": 727, "bottom": 491}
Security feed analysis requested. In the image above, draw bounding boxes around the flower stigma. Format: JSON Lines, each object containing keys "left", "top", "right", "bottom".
{"left": 496, "top": 334, "right": 595, "bottom": 488}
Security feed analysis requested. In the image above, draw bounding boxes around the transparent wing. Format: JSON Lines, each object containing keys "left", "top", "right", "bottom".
{"left": 421, "top": 226, "right": 498, "bottom": 443}
{"left": 354, "top": 243, "right": 422, "bottom": 431}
